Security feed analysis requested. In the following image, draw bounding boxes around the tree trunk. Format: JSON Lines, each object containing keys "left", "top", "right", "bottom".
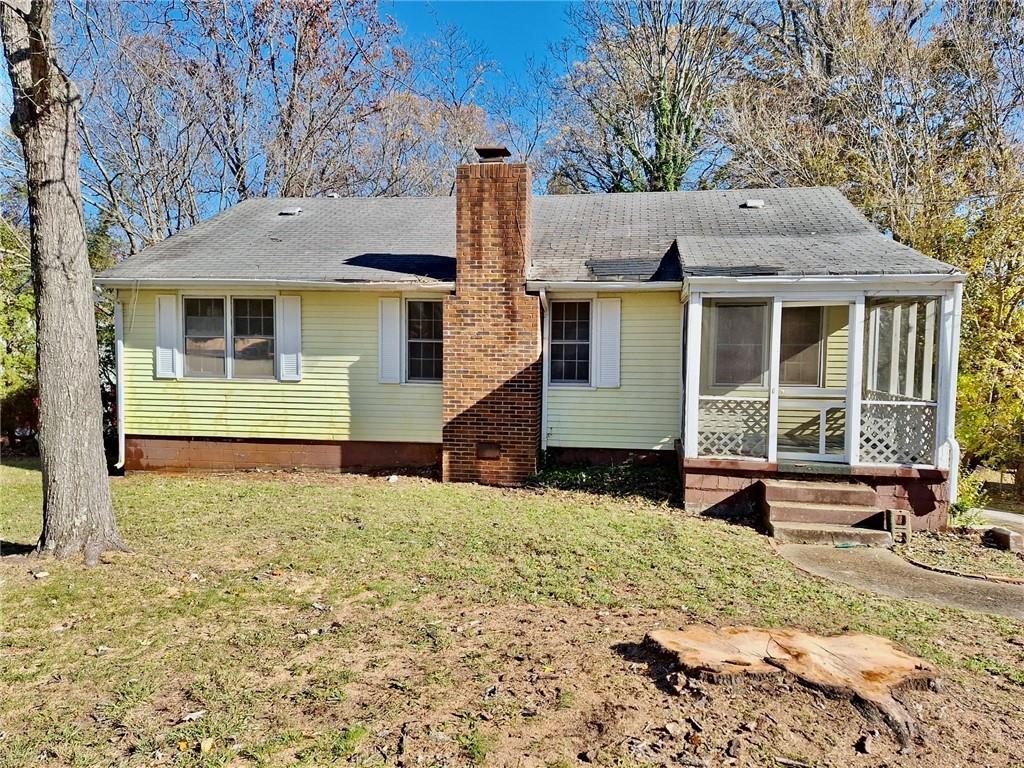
{"left": 1015, "top": 458, "right": 1024, "bottom": 500}
{"left": 2, "top": 0, "right": 124, "bottom": 564}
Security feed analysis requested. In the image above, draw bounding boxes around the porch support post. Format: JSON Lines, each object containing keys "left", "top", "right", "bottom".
{"left": 767, "top": 297, "right": 782, "bottom": 463}
{"left": 922, "top": 299, "right": 936, "bottom": 401}
{"left": 904, "top": 303, "right": 918, "bottom": 398}
{"left": 683, "top": 292, "right": 702, "bottom": 458}
{"left": 846, "top": 297, "right": 865, "bottom": 465}
{"left": 935, "top": 284, "right": 963, "bottom": 472}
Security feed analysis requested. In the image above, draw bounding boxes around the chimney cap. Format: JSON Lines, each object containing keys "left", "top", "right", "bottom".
{"left": 475, "top": 145, "right": 511, "bottom": 163}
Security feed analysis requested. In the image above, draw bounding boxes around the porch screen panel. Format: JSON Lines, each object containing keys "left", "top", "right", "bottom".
{"left": 697, "top": 301, "right": 769, "bottom": 458}
{"left": 860, "top": 297, "right": 939, "bottom": 465}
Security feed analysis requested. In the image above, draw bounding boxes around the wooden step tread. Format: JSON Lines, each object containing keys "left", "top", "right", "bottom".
{"left": 768, "top": 521, "right": 892, "bottom": 547}
{"left": 767, "top": 501, "right": 880, "bottom": 512}
{"left": 764, "top": 479, "right": 872, "bottom": 491}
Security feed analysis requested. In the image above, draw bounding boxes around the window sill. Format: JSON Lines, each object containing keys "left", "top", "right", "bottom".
{"left": 549, "top": 382, "right": 594, "bottom": 389}
{"left": 402, "top": 380, "right": 442, "bottom": 387}
{"left": 175, "top": 376, "right": 284, "bottom": 383}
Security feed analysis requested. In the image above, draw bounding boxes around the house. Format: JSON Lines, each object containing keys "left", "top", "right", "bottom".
{"left": 96, "top": 148, "right": 964, "bottom": 536}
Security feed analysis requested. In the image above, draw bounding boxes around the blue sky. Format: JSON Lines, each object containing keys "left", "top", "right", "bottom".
{"left": 0, "top": 2, "right": 572, "bottom": 114}
{"left": 382, "top": 0, "right": 573, "bottom": 83}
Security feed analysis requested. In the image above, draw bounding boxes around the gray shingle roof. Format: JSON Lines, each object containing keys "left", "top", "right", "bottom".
{"left": 97, "top": 187, "right": 957, "bottom": 284}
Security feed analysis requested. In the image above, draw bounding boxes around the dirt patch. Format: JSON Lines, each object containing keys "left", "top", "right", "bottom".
{"left": 240, "top": 601, "right": 1021, "bottom": 768}
{"left": 899, "top": 530, "right": 1024, "bottom": 582}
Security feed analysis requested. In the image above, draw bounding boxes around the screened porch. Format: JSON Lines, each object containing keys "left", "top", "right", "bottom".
{"left": 682, "top": 282, "right": 962, "bottom": 471}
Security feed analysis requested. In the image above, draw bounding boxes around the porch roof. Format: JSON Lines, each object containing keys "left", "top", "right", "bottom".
{"left": 531, "top": 187, "right": 958, "bottom": 281}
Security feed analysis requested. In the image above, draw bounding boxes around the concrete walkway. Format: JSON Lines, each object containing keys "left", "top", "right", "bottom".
{"left": 777, "top": 543, "right": 1024, "bottom": 621}
{"left": 982, "top": 508, "right": 1024, "bottom": 536}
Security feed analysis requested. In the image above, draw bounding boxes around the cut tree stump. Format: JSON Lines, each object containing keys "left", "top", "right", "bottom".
{"left": 647, "top": 626, "right": 939, "bottom": 746}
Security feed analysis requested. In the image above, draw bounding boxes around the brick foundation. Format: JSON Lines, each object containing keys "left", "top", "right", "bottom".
{"left": 441, "top": 158, "right": 541, "bottom": 485}
{"left": 679, "top": 454, "right": 950, "bottom": 530}
{"left": 125, "top": 436, "right": 440, "bottom": 473}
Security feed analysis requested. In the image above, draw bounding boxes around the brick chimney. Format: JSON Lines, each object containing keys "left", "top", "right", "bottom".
{"left": 442, "top": 148, "right": 541, "bottom": 485}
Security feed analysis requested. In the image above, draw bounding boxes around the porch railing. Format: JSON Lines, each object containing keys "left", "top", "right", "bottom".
{"left": 859, "top": 393, "right": 937, "bottom": 465}
{"left": 697, "top": 395, "right": 768, "bottom": 458}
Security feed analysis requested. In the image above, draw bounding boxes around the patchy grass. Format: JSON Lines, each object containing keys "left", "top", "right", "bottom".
{"left": 899, "top": 530, "right": 1024, "bottom": 581}
{"left": 1, "top": 460, "right": 1022, "bottom": 767}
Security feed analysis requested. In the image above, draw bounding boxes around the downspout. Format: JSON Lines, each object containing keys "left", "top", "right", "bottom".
{"left": 539, "top": 287, "right": 550, "bottom": 453}
{"left": 114, "top": 299, "right": 126, "bottom": 469}
{"left": 947, "top": 282, "right": 964, "bottom": 504}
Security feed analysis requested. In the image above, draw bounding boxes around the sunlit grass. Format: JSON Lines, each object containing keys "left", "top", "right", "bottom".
{"left": 1, "top": 459, "right": 1020, "bottom": 766}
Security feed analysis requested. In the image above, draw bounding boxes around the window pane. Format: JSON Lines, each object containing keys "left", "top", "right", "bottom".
{"left": 184, "top": 298, "right": 226, "bottom": 376}
{"left": 233, "top": 337, "right": 274, "bottom": 378}
{"left": 713, "top": 304, "right": 766, "bottom": 386}
{"left": 231, "top": 298, "right": 275, "bottom": 378}
{"left": 406, "top": 301, "right": 443, "bottom": 380}
{"left": 408, "top": 300, "right": 442, "bottom": 341}
{"left": 552, "top": 301, "right": 590, "bottom": 343}
{"left": 184, "top": 298, "right": 224, "bottom": 337}
{"left": 551, "top": 302, "right": 590, "bottom": 383}
{"left": 780, "top": 306, "right": 822, "bottom": 386}
{"left": 408, "top": 340, "right": 442, "bottom": 381}
{"left": 184, "top": 336, "right": 225, "bottom": 377}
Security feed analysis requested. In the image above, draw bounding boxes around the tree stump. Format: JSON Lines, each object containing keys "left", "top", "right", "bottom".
{"left": 647, "top": 625, "right": 939, "bottom": 746}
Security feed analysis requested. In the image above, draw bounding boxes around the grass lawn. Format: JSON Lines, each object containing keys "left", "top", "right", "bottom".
{"left": 2, "top": 461, "right": 1022, "bottom": 767}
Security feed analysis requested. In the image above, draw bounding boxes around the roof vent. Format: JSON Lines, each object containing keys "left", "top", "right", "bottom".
{"left": 742, "top": 198, "right": 765, "bottom": 209}
{"left": 278, "top": 206, "right": 303, "bottom": 216}
{"left": 475, "top": 145, "right": 511, "bottom": 163}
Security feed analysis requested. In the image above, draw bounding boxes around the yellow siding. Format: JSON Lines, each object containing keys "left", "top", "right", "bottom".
{"left": 546, "top": 291, "right": 681, "bottom": 450}
{"left": 119, "top": 290, "right": 441, "bottom": 442}
{"left": 823, "top": 305, "right": 849, "bottom": 388}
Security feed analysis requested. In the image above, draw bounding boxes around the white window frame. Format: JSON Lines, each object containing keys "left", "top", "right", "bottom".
{"left": 778, "top": 303, "right": 826, "bottom": 389}
{"left": 401, "top": 296, "right": 444, "bottom": 386}
{"left": 179, "top": 291, "right": 279, "bottom": 381}
{"left": 547, "top": 298, "right": 594, "bottom": 388}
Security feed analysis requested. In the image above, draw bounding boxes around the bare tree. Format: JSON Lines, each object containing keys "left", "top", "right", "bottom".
{"left": 1, "top": 0, "right": 123, "bottom": 563}
{"left": 720, "top": 1, "right": 967, "bottom": 244}
{"left": 550, "top": 0, "right": 747, "bottom": 192}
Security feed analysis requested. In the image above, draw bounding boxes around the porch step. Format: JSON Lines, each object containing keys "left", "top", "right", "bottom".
{"left": 765, "top": 501, "right": 883, "bottom": 527}
{"left": 763, "top": 478, "right": 876, "bottom": 506}
{"left": 768, "top": 521, "right": 893, "bottom": 548}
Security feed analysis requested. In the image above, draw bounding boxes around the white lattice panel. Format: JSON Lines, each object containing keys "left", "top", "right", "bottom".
{"left": 698, "top": 399, "right": 768, "bottom": 458}
{"left": 859, "top": 403, "right": 936, "bottom": 465}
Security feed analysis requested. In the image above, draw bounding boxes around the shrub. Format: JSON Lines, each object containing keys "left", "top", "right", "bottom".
{"left": 950, "top": 466, "right": 989, "bottom": 527}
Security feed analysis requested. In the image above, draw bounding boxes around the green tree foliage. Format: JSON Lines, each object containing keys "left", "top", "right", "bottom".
{"left": 0, "top": 193, "right": 32, "bottom": 400}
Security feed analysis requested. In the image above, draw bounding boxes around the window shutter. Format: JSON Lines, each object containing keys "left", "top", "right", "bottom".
{"left": 277, "top": 295, "right": 302, "bottom": 381}
{"left": 379, "top": 297, "right": 401, "bottom": 383}
{"left": 594, "top": 298, "right": 620, "bottom": 388}
{"left": 155, "top": 294, "right": 180, "bottom": 378}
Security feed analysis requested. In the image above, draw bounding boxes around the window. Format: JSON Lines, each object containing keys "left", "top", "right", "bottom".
{"left": 550, "top": 301, "right": 590, "bottom": 384}
{"left": 233, "top": 298, "right": 275, "bottom": 378}
{"left": 183, "top": 298, "right": 226, "bottom": 377}
{"left": 780, "top": 306, "right": 823, "bottom": 386}
{"left": 407, "top": 300, "right": 442, "bottom": 381}
{"left": 711, "top": 303, "right": 767, "bottom": 387}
